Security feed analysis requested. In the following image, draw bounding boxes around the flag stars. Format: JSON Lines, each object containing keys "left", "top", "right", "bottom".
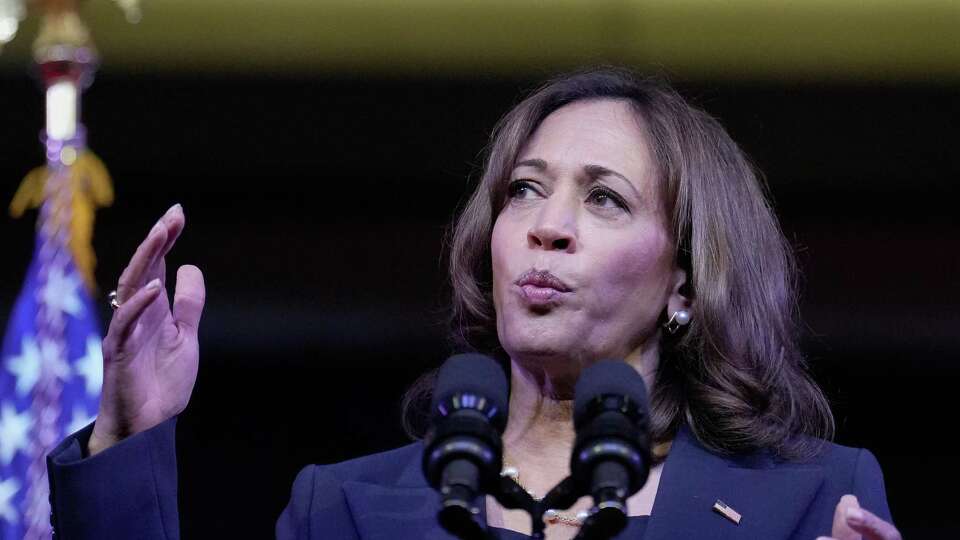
{"left": 0, "top": 402, "right": 32, "bottom": 466}
{"left": 5, "top": 336, "right": 41, "bottom": 396}
{"left": 38, "top": 339, "right": 70, "bottom": 384}
{"left": 74, "top": 336, "right": 103, "bottom": 396}
{"left": 38, "top": 267, "right": 83, "bottom": 320}
{"left": 0, "top": 476, "right": 21, "bottom": 525}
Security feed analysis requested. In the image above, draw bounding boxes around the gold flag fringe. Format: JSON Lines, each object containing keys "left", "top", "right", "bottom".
{"left": 9, "top": 149, "right": 113, "bottom": 293}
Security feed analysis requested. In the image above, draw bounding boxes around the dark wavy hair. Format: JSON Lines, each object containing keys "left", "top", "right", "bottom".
{"left": 403, "top": 67, "right": 834, "bottom": 460}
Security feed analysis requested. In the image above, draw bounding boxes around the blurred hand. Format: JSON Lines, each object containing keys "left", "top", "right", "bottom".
{"left": 88, "top": 204, "right": 205, "bottom": 456}
{"left": 816, "top": 494, "right": 902, "bottom": 540}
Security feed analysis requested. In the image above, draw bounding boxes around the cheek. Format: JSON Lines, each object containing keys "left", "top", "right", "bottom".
{"left": 490, "top": 216, "right": 513, "bottom": 309}
{"left": 587, "top": 231, "right": 673, "bottom": 315}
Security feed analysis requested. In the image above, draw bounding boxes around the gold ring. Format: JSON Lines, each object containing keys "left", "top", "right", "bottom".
{"left": 108, "top": 290, "right": 121, "bottom": 310}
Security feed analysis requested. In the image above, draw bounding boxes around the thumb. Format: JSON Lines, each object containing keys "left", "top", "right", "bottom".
{"left": 173, "top": 265, "right": 205, "bottom": 331}
{"left": 831, "top": 494, "right": 862, "bottom": 540}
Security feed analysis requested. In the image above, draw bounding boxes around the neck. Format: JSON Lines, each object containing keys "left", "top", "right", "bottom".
{"left": 501, "top": 343, "right": 660, "bottom": 495}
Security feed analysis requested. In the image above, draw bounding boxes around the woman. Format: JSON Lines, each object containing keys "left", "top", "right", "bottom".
{"left": 48, "top": 68, "right": 901, "bottom": 540}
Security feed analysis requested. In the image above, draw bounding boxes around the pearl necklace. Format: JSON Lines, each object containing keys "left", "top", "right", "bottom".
{"left": 500, "top": 465, "right": 589, "bottom": 527}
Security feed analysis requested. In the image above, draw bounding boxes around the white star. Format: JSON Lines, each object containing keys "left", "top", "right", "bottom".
{"left": 0, "top": 402, "right": 31, "bottom": 466}
{"left": 0, "top": 476, "right": 21, "bottom": 525}
{"left": 38, "top": 266, "right": 83, "bottom": 319}
{"left": 38, "top": 339, "right": 70, "bottom": 384}
{"left": 65, "top": 405, "right": 96, "bottom": 436}
{"left": 73, "top": 336, "right": 103, "bottom": 397}
{"left": 5, "top": 335, "right": 41, "bottom": 396}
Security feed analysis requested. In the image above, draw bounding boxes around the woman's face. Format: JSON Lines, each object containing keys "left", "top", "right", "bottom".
{"left": 491, "top": 98, "right": 687, "bottom": 380}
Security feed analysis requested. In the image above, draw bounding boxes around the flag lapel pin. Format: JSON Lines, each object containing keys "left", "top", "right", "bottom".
{"left": 712, "top": 499, "right": 742, "bottom": 525}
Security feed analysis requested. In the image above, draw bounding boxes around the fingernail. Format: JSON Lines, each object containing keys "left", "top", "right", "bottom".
{"left": 846, "top": 507, "right": 864, "bottom": 525}
{"left": 166, "top": 203, "right": 183, "bottom": 216}
{"left": 145, "top": 278, "right": 161, "bottom": 292}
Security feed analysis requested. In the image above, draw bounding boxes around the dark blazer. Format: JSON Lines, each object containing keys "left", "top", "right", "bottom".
{"left": 47, "top": 418, "right": 892, "bottom": 539}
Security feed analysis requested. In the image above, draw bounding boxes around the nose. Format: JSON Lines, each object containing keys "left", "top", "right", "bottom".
{"left": 527, "top": 196, "right": 577, "bottom": 252}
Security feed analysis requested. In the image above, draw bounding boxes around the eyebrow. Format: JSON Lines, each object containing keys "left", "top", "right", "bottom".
{"left": 515, "top": 158, "right": 548, "bottom": 170}
{"left": 514, "top": 159, "right": 641, "bottom": 200}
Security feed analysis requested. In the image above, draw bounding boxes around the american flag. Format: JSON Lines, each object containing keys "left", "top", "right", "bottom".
{"left": 0, "top": 147, "right": 104, "bottom": 539}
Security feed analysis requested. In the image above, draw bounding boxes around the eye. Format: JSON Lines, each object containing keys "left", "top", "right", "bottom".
{"left": 507, "top": 179, "right": 541, "bottom": 200}
{"left": 586, "top": 186, "right": 628, "bottom": 211}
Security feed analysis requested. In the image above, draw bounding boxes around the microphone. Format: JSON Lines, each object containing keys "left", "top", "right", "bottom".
{"left": 570, "top": 360, "right": 652, "bottom": 538}
{"left": 422, "top": 354, "right": 509, "bottom": 538}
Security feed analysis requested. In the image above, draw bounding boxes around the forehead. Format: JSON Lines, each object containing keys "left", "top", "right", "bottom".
{"left": 517, "top": 98, "right": 656, "bottom": 184}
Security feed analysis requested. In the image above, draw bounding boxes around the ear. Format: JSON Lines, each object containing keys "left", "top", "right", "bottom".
{"left": 666, "top": 267, "right": 692, "bottom": 317}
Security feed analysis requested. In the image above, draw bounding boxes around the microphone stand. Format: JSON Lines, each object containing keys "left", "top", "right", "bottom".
{"left": 437, "top": 474, "right": 538, "bottom": 540}
{"left": 440, "top": 474, "right": 626, "bottom": 540}
{"left": 491, "top": 475, "right": 540, "bottom": 539}
{"left": 539, "top": 476, "right": 629, "bottom": 540}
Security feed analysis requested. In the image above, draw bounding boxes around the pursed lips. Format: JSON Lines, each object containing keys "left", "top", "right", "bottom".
{"left": 514, "top": 268, "right": 572, "bottom": 304}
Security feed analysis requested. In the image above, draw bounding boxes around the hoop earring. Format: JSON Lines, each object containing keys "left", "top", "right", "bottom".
{"left": 664, "top": 309, "right": 691, "bottom": 335}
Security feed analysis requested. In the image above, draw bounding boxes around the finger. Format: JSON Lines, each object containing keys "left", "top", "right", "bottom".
{"left": 816, "top": 537, "right": 837, "bottom": 540}
{"left": 116, "top": 220, "right": 167, "bottom": 302}
{"left": 105, "top": 278, "right": 163, "bottom": 352}
{"left": 846, "top": 507, "right": 902, "bottom": 540}
{"left": 158, "top": 204, "right": 184, "bottom": 258}
{"left": 173, "top": 265, "right": 205, "bottom": 332}
{"left": 831, "top": 495, "right": 861, "bottom": 540}
{"left": 144, "top": 204, "right": 186, "bottom": 287}
{"left": 116, "top": 204, "right": 183, "bottom": 300}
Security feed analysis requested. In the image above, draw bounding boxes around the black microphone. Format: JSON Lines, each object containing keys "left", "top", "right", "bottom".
{"left": 422, "top": 354, "right": 508, "bottom": 539}
{"left": 571, "top": 360, "right": 652, "bottom": 538}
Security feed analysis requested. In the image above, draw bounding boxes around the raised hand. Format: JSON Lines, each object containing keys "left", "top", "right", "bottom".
{"left": 817, "top": 494, "right": 902, "bottom": 540}
{"left": 88, "top": 203, "right": 206, "bottom": 456}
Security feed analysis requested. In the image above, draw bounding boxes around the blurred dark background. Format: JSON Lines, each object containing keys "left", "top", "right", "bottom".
{"left": 2, "top": 1, "right": 959, "bottom": 538}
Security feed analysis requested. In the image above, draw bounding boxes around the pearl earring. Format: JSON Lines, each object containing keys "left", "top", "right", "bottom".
{"left": 664, "top": 309, "right": 691, "bottom": 334}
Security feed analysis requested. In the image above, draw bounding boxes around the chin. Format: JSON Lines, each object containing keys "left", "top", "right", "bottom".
{"left": 505, "top": 341, "right": 570, "bottom": 362}
{"left": 495, "top": 299, "right": 594, "bottom": 366}
{"left": 500, "top": 319, "right": 584, "bottom": 363}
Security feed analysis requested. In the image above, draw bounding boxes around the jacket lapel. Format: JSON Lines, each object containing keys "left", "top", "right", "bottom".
{"left": 644, "top": 426, "right": 825, "bottom": 540}
{"left": 342, "top": 481, "right": 452, "bottom": 540}
{"left": 341, "top": 445, "right": 457, "bottom": 540}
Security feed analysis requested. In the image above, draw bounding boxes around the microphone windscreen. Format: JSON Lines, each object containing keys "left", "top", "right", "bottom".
{"left": 431, "top": 353, "right": 509, "bottom": 427}
{"left": 573, "top": 360, "right": 648, "bottom": 426}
